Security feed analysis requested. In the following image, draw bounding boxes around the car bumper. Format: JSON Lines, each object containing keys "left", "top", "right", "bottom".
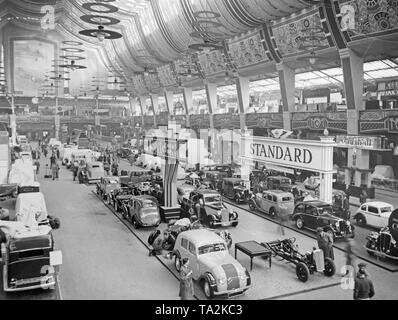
{"left": 364, "top": 246, "right": 398, "bottom": 260}
{"left": 212, "top": 219, "right": 238, "bottom": 227}
{"left": 3, "top": 266, "right": 55, "bottom": 292}
{"left": 214, "top": 284, "right": 251, "bottom": 297}
{"left": 87, "top": 178, "right": 101, "bottom": 184}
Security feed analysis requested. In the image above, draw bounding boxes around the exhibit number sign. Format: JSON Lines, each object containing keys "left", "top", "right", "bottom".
{"left": 335, "top": 135, "right": 388, "bottom": 150}
{"left": 241, "top": 136, "right": 335, "bottom": 172}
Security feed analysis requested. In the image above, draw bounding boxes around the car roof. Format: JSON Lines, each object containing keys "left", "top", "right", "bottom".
{"left": 178, "top": 229, "right": 224, "bottom": 247}
{"left": 363, "top": 201, "right": 392, "bottom": 208}
{"left": 132, "top": 195, "right": 157, "bottom": 202}
{"left": 263, "top": 190, "right": 292, "bottom": 196}
{"left": 301, "top": 200, "right": 331, "bottom": 206}
{"left": 268, "top": 175, "right": 290, "bottom": 179}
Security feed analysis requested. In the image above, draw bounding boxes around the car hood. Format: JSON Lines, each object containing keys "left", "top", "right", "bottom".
{"left": 320, "top": 213, "right": 342, "bottom": 222}
{"left": 233, "top": 186, "right": 247, "bottom": 192}
{"left": 116, "top": 194, "right": 133, "bottom": 201}
{"left": 198, "top": 251, "right": 242, "bottom": 272}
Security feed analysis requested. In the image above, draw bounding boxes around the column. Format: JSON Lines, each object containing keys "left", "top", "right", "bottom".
{"left": 276, "top": 62, "right": 295, "bottom": 131}
{"left": 54, "top": 115, "right": 60, "bottom": 140}
{"left": 236, "top": 76, "right": 249, "bottom": 132}
{"left": 319, "top": 136, "right": 336, "bottom": 204}
{"left": 182, "top": 87, "right": 192, "bottom": 127}
{"left": 151, "top": 94, "right": 159, "bottom": 128}
{"left": 205, "top": 82, "right": 218, "bottom": 160}
{"left": 340, "top": 48, "right": 366, "bottom": 188}
{"left": 164, "top": 90, "right": 174, "bottom": 115}
{"left": 139, "top": 96, "right": 146, "bottom": 127}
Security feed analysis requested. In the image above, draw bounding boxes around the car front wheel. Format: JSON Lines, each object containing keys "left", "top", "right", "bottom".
{"left": 296, "top": 217, "right": 304, "bottom": 229}
{"left": 174, "top": 255, "right": 181, "bottom": 272}
{"left": 202, "top": 278, "right": 214, "bottom": 299}
{"left": 323, "top": 258, "right": 336, "bottom": 277}
{"left": 355, "top": 215, "right": 366, "bottom": 227}
{"left": 296, "top": 262, "right": 310, "bottom": 282}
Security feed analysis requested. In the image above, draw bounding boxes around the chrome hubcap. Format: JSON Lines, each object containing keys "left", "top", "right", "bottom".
{"left": 297, "top": 219, "right": 303, "bottom": 228}
{"left": 204, "top": 282, "right": 210, "bottom": 297}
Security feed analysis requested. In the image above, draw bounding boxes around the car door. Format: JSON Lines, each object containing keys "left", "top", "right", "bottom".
{"left": 366, "top": 205, "right": 380, "bottom": 227}
{"left": 187, "top": 241, "right": 200, "bottom": 279}
{"left": 304, "top": 205, "right": 319, "bottom": 230}
{"left": 258, "top": 192, "right": 268, "bottom": 212}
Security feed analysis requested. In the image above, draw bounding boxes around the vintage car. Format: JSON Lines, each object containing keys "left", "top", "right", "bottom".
{"left": 122, "top": 195, "right": 161, "bottom": 228}
{"left": 150, "top": 175, "right": 164, "bottom": 205}
{"left": 279, "top": 184, "right": 304, "bottom": 203}
{"left": 96, "top": 177, "right": 121, "bottom": 201}
{"left": 248, "top": 190, "right": 295, "bottom": 218}
{"left": 172, "top": 229, "right": 251, "bottom": 299}
{"left": 128, "top": 169, "right": 153, "bottom": 185}
{"left": 117, "top": 147, "right": 131, "bottom": 159}
{"left": 353, "top": 201, "right": 393, "bottom": 228}
{"left": 266, "top": 176, "right": 292, "bottom": 190}
{"left": 177, "top": 183, "right": 197, "bottom": 205}
{"left": 1, "top": 225, "right": 57, "bottom": 292}
{"left": 365, "top": 209, "right": 398, "bottom": 261}
{"left": 86, "top": 161, "right": 104, "bottom": 184}
{"left": 180, "top": 190, "right": 239, "bottom": 227}
{"left": 205, "top": 171, "right": 229, "bottom": 191}
{"left": 221, "top": 178, "right": 250, "bottom": 203}
{"left": 0, "top": 183, "right": 18, "bottom": 201}
{"left": 109, "top": 186, "right": 134, "bottom": 210}
{"left": 199, "top": 164, "right": 235, "bottom": 178}
{"left": 291, "top": 200, "right": 355, "bottom": 240}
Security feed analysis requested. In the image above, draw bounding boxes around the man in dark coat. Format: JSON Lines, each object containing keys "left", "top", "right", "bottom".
{"left": 354, "top": 263, "right": 375, "bottom": 300}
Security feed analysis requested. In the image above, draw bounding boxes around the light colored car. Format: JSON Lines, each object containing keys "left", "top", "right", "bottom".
{"left": 353, "top": 201, "right": 393, "bottom": 228}
{"left": 97, "top": 177, "right": 120, "bottom": 201}
{"left": 173, "top": 229, "right": 251, "bottom": 299}
{"left": 248, "top": 190, "right": 295, "bottom": 218}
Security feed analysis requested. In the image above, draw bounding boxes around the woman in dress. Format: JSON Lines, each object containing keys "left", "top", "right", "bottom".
{"left": 179, "top": 258, "right": 194, "bottom": 300}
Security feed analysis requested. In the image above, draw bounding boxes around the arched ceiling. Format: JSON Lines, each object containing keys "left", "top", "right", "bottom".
{"left": 2, "top": 0, "right": 314, "bottom": 95}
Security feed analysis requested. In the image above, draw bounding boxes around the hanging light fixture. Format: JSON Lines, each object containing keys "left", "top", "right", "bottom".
{"left": 96, "top": 26, "right": 106, "bottom": 42}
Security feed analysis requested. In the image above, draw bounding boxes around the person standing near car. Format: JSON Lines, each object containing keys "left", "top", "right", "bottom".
{"left": 354, "top": 263, "right": 375, "bottom": 300}
{"left": 179, "top": 258, "right": 194, "bottom": 300}
{"left": 316, "top": 227, "right": 334, "bottom": 260}
{"left": 359, "top": 189, "right": 368, "bottom": 205}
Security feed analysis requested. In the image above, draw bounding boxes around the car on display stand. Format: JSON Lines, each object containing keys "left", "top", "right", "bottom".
{"left": 177, "top": 184, "right": 197, "bottom": 205}
{"left": 261, "top": 237, "right": 336, "bottom": 282}
{"left": 180, "top": 190, "right": 239, "bottom": 228}
{"left": 96, "top": 177, "right": 121, "bottom": 201}
{"left": 365, "top": 209, "right": 398, "bottom": 261}
{"left": 265, "top": 176, "right": 292, "bottom": 191}
{"left": 172, "top": 229, "right": 251, "bottom": 299}
{"left": 331, "top": 189, "right": 351, "bottom": 221}
{"left": 132, "top": 181, "right": 152, "bottom": 195}
{"left": 248, "top": 190, "right": 295, "bottom": 218}
{"left": 279, "top": 184, "right": 304, "bottom": 203}
{"left": 221, "top": 178, "right": 250, "bottom": 204}
{"left": 353, "top": 201, "right": 394, "bottom": 228}
{"left": 291, "top": 200, "right": 355, "bottom": 240}
{"left": 109, "top": 186, "right": 134, "bottom": 210}
{"left": 303, "top": 176, "right": 321, "bottom": 191}
{"left": 121, "top": 195, "right": 161, "bottom": 229}
{"left": 0, "top": 183, "right": 18, "bottom": 201}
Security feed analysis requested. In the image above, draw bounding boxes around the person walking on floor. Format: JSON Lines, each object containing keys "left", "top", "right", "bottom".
{"left": 43, "top": 147, "right": 48, "bottom": 158}
{"left": 179, "top": 258, "right": 194, "bottom": 300}
{"left": 51, "top": 162, "right": 59, "bottom": 181}
{"left": 354, "top": 263, "right": 375, "bottom": 300}
{"left": 34, "top": 159, "right": 40, "bottom": 175}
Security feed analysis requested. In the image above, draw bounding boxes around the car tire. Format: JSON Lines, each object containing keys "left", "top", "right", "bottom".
{"left": 12, "top": 190, "right": 18, "bottom": 198}
{"left": 232, "top": 221, "right": 238, "bottom": 227}
{"left": 234, "top": 195, "right": 240, "bottom": 203}
{"left": 269, "top": 207, "right": 276, "bottom": 218}
{"left": 323, "top": 257, "right": 336, "bottom": 277}
{"left": 356, "top": 215, "right": 366, "bottom": 227}
{"left": 114, "top": 202, "right": 119, "bottom": 213}
{"left": 296, "top": 262, "right": 310, "bottom": 282}
{"left": 202, "top": 278, "right": 214, "bottom": 299}
{"left": 174, "top": 255, "right": 182, "bottom": 272}
{"left": 249, "top": 201, "right": 256, "bottom": 211}
{"left": 108, "top": 196, "right": 112, "bottom": 205}
{"left": 295, "top": 217, "right": 304, "bottom": 230}
{"left": 132, "top": 217, "right": 138, "bottom": 229}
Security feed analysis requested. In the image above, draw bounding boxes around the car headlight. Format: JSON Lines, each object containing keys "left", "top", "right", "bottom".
{"left": 239, "top": 273, "right": 247, "bottom": 281}
{"left": 335, "top": 221, "right": 340, "bottom": 228}
{"left": 346, "top": 220, "right": 351, "bottom": 226}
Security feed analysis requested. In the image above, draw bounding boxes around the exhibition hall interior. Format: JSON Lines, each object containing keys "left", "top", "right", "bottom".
{"left": 0, "top": 0, "right": 398, "bottom": 301}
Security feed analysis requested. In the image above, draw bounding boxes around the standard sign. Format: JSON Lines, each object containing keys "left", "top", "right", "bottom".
{"left": 241, "top": 136, "right": 335, "bottom": 172}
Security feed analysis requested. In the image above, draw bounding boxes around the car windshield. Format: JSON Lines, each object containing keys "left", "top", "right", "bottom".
{"left": 319, "top": 205, "right": 333, "bottom": 215}
{"left": 142, "top": 200, "right": 157, "bottom": 208}
{"left": 381, "top": 207, "right": 392, "bottom": 213}
{"left": 282, "top": 197, "right": 292, "bottom": 202}
{"left": 204, "top": 195, "right": 222, "bottom": 203}
{"left": 198, "top": 243, "right": 227, "bottom": 255}
{"left": 233, "top": 182, "right": 244, "bottom": 187}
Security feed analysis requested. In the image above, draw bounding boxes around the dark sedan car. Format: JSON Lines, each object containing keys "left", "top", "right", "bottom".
{"left": 122, "top": 195, "right": 161, "bottom": 229}
{"left": 291, "top": 200, "right": 355, "bottom": 240}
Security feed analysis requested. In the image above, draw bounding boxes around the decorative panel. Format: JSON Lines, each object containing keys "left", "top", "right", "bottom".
{"left": 157, "top": 64, "right": 177, "bottom": 87}
{"left": 245, "top": 113, "right": 283, "bottom": 129}
{"left": 228, "top": 30, "right": 270, "bottom": 68}
{"left": 190, "top": 114, "right": 211, "bottom": 129}
{"left": 339, "top": 0, "right": 398, "bottom": 39}
{"left": 272, "top": 11, "right": 330, "bottom": 57}
{"left": 359, "top": 110, "right": 398, "bottom": 133}
{"left": 291, "top": 112, "right": 347, "bottom": 132}
{"left": 213, "top": 113, "right": 241, "bottom": 129}
{"left": 156, "top": 112, "right": 169, "bottom": 126}
{"left": 197, "top": 50, "right": 227, "bottom": 76}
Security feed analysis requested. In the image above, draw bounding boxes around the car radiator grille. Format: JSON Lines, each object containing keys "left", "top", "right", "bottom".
{"left": 379, "top": 232, "right": 391, "bottom": 253}
{"left": 221, "top": 264, "right": 240, "bottom": 291}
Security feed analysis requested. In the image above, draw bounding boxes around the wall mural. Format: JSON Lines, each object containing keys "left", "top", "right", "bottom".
{"left": 228, "top": 30, "right": 269, "bottom": 68}
{"left": 197, "top": 50, "right": 227, "bottom": 76}
{"left": 13, "top": 39, "right": 54, "bottom": 96}
{"left": 245, "top": 113, "right": 283, "bottom": 129}
{"left": 339, "top": 0, "right": 398, "bottom": 37}
{"left": 272, "top": 11, "right": 329, "bottom": 56}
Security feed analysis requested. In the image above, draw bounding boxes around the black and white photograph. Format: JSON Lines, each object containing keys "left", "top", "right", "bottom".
{"left": 0, "top": 0, "right": 397, "bottom": 313}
